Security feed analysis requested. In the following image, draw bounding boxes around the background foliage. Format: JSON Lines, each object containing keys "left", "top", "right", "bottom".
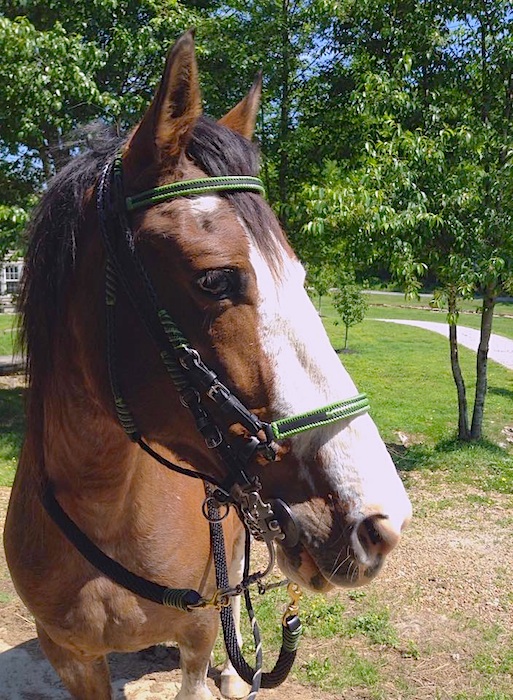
{"left": 0, "top": 0, "right": 511, "bottom": 438}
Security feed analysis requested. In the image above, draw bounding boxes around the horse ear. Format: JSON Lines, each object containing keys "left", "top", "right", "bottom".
{"left": 124, "top": 30, "right": 202, "bottom": 173}
{"left": 218, "top": 72, "right": 262, "bottom": 140}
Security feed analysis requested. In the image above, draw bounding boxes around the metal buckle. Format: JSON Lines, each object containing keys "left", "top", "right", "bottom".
{"left": 179, "top": 347, "right": 201, "bottom": 370}
{"left": 231, "top": 482, "right": 285, "bottom": 546}
{"left": 207, "top": 380, "right": 227, "bottom": 402}
{"left": 179, "top": 387, "right": 200, "bottom": 408}
{"left": 197, "top": 588, "right": 232, "bottom": 611}
{"left": 205, "top": 426, "right": 223, "bottom": 449}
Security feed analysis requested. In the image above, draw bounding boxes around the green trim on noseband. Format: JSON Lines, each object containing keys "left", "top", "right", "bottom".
{"left": 282, "top": 618, "right": 303, "bottom": 653}
{"left": 270, "top": 394, "right": 370, "bottom": 440}
{"left": 126, "top": 176, "right": 266, "bottom": 212}
{"left": 161, "top": 588, "right": 200, "bottom": 611}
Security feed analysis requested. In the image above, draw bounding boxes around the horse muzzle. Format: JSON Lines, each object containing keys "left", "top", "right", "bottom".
{"left": 274, "top": 506, "right": 410, "bottom": 592}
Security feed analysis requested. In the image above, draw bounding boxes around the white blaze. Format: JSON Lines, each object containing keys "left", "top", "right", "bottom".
{"left": 189, "top": 195, "right": 220, "bottom": 216}
{"left": 247, "top": 233, "right": 411, "bottom": 528}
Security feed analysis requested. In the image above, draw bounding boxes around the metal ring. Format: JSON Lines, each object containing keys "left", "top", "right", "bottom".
{"left": 202, "top": 496, "right": 230, "bottom": 523}
{"left": 179, "top": 347, "right": 200, "bottom": 369}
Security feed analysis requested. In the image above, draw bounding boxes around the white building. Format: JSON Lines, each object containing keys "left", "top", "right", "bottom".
{"left": 0, "top": 259, "right": 23, "bottom": 312}
{"left": 0, "top": 260, "right": 23, "bottom": 295}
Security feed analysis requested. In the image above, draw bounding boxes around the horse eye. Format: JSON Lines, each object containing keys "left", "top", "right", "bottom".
{"left": 197, "top": 269, "right": 235, "bottom": 298}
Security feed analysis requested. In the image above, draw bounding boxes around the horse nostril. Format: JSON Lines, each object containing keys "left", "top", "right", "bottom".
{"left": 352, "top": 514, "right": 402, "bottom": 566}
{"left": 362, "top": 517, "right": 382, "bottom": 545}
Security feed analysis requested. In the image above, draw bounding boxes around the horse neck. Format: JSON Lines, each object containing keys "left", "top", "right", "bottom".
{"left": 37, "top": 328, "right": 140, "bottom": 504}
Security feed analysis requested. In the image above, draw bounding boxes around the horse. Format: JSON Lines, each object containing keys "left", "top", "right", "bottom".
{"left": 4, "top": 31, "right": 412, "bottom": 700}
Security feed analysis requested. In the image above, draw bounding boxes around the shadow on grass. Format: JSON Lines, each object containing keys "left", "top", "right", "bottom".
{"left": 488, "top": 385, "right": 513, "bottom": 401}
{"left": 389, "top": 436, "right": 512, "bottom": 473}
{"left": 335, "top": 347, "right": 358, "bottom": 355}
{"left": 0, "top": 386, "right": 25, "bottom": 486}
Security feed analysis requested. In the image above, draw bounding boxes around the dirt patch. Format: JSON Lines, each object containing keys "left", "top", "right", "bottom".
{"left": 0, "top": 375, "right": 25, "bottom": 390}
{"left": 1, "top": 475, "right": 513, "bottom": 699}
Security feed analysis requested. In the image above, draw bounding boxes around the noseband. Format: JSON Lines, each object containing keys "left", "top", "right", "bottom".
{"left": 42, "top": 154, "right": 370, "bottom": 696}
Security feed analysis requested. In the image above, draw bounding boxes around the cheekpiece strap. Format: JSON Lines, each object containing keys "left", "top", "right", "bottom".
{"left": 126, "top": 176, "right": 265, "bottom": 212}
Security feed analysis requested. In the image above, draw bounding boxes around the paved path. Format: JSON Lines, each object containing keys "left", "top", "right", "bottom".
{"left": 375, "top": 319, "right": 513, "bottom": 371}
{"left": 0, "top": 355, "right": 24, "bottom": 375}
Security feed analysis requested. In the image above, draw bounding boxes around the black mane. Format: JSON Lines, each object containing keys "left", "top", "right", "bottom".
{"left": 19, "top": 125, "right": 123, "bottom": 387}
{"left": 20, "top": 116, "right": 279, "bottom": 387}
{"left": 188, "top": 116, "right": 261, "bottom": 178}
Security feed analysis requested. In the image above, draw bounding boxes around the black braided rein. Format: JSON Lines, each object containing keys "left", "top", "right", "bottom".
{"left": 207, "top": 489, "right": 302, "bottom": 694}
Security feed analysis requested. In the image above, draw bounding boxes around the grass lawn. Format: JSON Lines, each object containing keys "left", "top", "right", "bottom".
{"left": 0, "top": 314, "right": 19, "bottom": 356}
{"left": 0, "top": 299, "right": 511, "bottom": 486}
{"left": 319, "top": 293, "right": 513, "bottom": 494}
{"left": 325, "top": 315, "right": 513, "bottom": 442}
{"left": 0, "top": 316, "right": 24, "bottom": 486}
{"left": 0, "top": 381, "right": 24, "bottom": 487}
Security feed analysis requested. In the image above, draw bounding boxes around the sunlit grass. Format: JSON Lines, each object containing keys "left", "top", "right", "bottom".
{"left": 296, "top": 650, "right": 382, "bottom": 693}
{"left": 0, "top": 382, "right": 25, "bottom": 486}
{"left": 324, "top": 312, "right": 513, "bottom": 448}
{"left": 0, "top": 314, "right": 19, "bottom": 356}
{"left": 319, "top": 296, "right": 513, "bottom": 493}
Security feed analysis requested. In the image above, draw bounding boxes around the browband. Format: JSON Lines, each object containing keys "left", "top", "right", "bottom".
{"left": 126, "top": 175, "right": 266, "bottom": 211}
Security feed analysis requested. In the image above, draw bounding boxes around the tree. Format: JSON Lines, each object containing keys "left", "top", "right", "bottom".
{"left": 297, "top": 1, "right": 513, "bottom": 441}
{"left": 0, "top": 1, "right": 331, "bottom": 253}
{"left": 332, "top": 281, "right": 368, "bottom": 351}
{"left": 0, "top": 1, "right": 207, "bottom": 253}
{"left": 307, "top": 264, "right": 334, "bottom": 314}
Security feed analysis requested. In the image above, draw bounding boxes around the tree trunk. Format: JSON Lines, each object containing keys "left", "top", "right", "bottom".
{"left": 469, "top": 9, "right": 494, "bottom": 442}
{"left": 470, "top": 285, "right": 496, "bottom": 440}
{"left": 39, "top": 144, "right": 54, "bottom": 182}
{"left": 447, "top": 294, "right": 470, "bottom": 440}
{"left": 278, "top": 0, "right": 290, "bottom": 229}
{"left": 344, "top": 323, "right": 349, "bottom": 350}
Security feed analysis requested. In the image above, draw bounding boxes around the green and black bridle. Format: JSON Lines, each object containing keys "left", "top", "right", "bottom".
{"left": 103, "top": 157, "right": 369, "bottom": 468}
{"left": 42, "top": 154, "right": 370, "bottom": 697}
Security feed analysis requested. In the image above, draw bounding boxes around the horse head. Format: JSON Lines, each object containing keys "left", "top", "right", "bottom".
{"left": 68, "top": 31, "right": 411, "bottom": 593}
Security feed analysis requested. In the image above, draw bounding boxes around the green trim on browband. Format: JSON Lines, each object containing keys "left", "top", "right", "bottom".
{"left": 270, "top": 394, "right": 370, "bottom": 440}
{"left": 126, "top": 176, "right": 265, "bottom": 212}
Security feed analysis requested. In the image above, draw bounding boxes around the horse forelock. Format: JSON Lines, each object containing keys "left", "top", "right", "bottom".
{"left": 186, "top": 117, "right": 288, "bottom": 276}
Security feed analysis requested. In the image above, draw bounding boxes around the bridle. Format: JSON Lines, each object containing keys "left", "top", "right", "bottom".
{"left": 42, "top": 153, "right": 370, "bottom": 696}
{"left": 102, "top": 155, "right": 369, "bottom": 499}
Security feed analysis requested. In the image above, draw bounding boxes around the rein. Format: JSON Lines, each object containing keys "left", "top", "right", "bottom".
{"left": 42, "top": 154, "right": 370, "bottom": 696}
